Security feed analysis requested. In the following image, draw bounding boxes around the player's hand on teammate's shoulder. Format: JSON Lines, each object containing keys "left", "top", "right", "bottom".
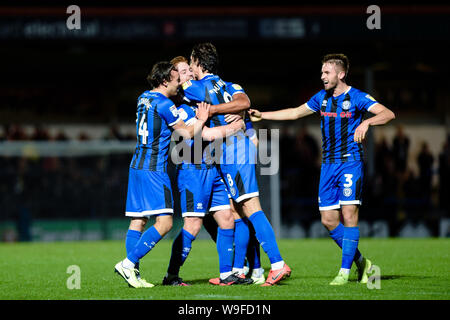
{"left": 354, "top": 120, "right": 370, "bottom": 143}
{"left": 196, "top": 102, "right": 210, "bottom": 122}
{"left": 248, "top": 109, "right": 262, "bottom": 122}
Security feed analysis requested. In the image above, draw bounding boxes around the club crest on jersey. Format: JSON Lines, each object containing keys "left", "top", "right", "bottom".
{"left": 178, "top": 109, "right": 188, "bottom": 120}
{"left": 169, "top": 105, "right": 179, "bottom": 117}
{"left": 182, "top": 80, "right": 192, "bottom": 90}
{"left": 343, "top": 188, "right": 352, "bottom": 197}
{"left": 342, "top": 100, "right": 351, "bottom": 110}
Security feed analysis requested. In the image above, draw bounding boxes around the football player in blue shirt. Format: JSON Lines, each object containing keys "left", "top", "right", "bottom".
{"left": 170, "top": 56, "right": 264, "bottom": 285}
{"left": 184, "top": 43, "right": 291, "bottom": 286}
{"left": 162, "top": 56, "right": 252, "bottom": 286}
{"left": 206, "top": 110, "right": 263, "bottom": 284}
{"left": 114, "top": 61, "right": 210, "bottom": 288}
{"left": 249, "top": 54, "right": 395, "bottom": 285}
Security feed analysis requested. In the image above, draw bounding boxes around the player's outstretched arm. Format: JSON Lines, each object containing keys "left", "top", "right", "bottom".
{"left": 207, "top": 93, "right": 251, "bottom": 116}
{"left": 172, "top": 102, "right": 209, "bottom": 139}
{"left": 202, "top": 119, "right": 245, "bottom": 142}
{"left": 224, "top": 112, "right": 258, "bottom": 146}
{"left": 249, "top": 103, "right": 314, "bottom": 122}
{"left": 354, "top": 103, "right": 395, "bottom": 143}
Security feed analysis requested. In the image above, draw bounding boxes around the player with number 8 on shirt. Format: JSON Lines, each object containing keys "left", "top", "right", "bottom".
{"left": 184, "top": 43, "right": 291, "bottom": 286}
{"left": 163, "top": 56, "right": 252, "bottom": 286}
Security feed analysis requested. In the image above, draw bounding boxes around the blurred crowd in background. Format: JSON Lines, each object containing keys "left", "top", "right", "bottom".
{"left": 279, "top": 125, "right": 449, "bottom": 237}
{"left": 1, "top": 122, "right": 448, "bottom": 238}
{"left": 1, "top": 3, "right": 449, "bottom": 240}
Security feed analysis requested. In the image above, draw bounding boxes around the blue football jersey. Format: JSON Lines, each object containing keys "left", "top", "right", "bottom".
{"left": 173, "top": 103, "right": 211, "bottom": 168}
{"left": 306, "top": 87, "right": 378, "bottom": 164}
{"left": 130, "top": 91, "right": 181, "bottom": 171}
{"left": 182, "top": 75, "right": 245, "bottom": 127}
{"left": 182, "top": 75, "right": 255, "bottom": 165}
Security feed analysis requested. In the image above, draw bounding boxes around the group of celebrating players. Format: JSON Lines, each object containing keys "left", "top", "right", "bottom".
{"left": 114, "top": 42, "right": 395, "bottom": 288}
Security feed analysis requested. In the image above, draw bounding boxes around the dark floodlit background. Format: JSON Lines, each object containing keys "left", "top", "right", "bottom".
{"left": 1, "top": 3, "right": 449, "bottom": 242}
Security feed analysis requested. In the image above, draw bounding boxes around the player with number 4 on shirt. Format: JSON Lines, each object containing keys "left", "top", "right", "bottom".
{"left": 114, "top": 61, "right": 210, "bottom": 288}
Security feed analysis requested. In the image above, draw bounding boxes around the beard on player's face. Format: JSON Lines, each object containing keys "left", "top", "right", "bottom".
{"left": 323, "top": 76, "right": 338, "bottom": 92}
{"left": 321, "top": 63, "right": 344, "bottom": 92}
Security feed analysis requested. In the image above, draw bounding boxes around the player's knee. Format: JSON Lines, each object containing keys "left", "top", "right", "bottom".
{"left": 165, "top": 218, "right": 174, "bottom": 233}
{"left": 341, "top": 206, "right": 359, "bottom": 227}
{"left": 240, "top": 197, "right": 262, "bottom": 216}
{"left": 129, "top": 218, "right": 148, "bottom": 232}
{"left": 342, "top": 214, "right": 358, "bottom": 227}
{"left": 321, "top": 215, "right": 338, "bottom": 231}
{"left": 183, "top": 217, "right": 203, "bottom": 236}
{"left": 215, "top": 210, "right": 234, "bottom": 229}
{"left": 154, "top": 215, "right": 173, "bottom": 236}
{"left": 231, "top": 207, "right": 242, "bottom": 220}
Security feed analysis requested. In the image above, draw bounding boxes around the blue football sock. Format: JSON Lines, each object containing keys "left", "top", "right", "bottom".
{"left": 329, "top": 223, "right": 361, "bottom": 262}
{"left": 246, "top": 220, "right": 261, "bottom": 269}
{"left": 248, "top": 210, "right": 282, "bottom": 264}
{"left": 167, "top": 228, "right": 196, "bottom": 276}
{"left": 217, "top": 228, "right": 234, "bottom": 274}
{"left": 127, "top": 225, "right": 162, "bottom": 264}
{"left": 253, "top": 245, "right": 261, "bottom": 269}
{"left": 233, "top": 218, "right": 250, "bottom": 269}
{"left": 125, "top": 229, "right": 142, "bottom": 270}
{"left": 341, "top": 226, "right": 360, "bottom": 270}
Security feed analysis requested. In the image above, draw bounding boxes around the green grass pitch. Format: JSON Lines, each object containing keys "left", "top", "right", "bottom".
{"left": 1, "top": 238, "right": 449, "bottom": 300}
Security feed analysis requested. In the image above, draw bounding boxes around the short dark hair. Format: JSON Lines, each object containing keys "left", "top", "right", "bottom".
{"left": 190, "top": 42, "right": 219, "bottom": 74}
{"left": 146, "top": 61, "right": 174, "bottom": 89}
{"left": 322, "top": 53, "right": 350, "bottom": 78}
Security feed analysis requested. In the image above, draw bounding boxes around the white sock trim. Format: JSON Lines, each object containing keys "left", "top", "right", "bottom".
{"left": 220, "top": 271, "right": 232, "bottom": 280}
{"left": 271, "top": 261, "right": 285, "bottom": 270}
{"left": 122, "top": 258, "right": 135, "bottom": 269}
{"left": 232, "top": 267, "right": 244, "bottom": 275}
{"left": 251, "top": 268, "right": 264, "bottom": 278}
{"left": 340, "top": 268, "right": 351, "bottom": 275}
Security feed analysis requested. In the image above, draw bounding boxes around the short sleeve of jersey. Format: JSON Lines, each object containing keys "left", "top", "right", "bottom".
{"left": 177, "top": 104, "right": 197, "bottom": 126}
{"left": 158, "top": 100, "right": 181, "bottom": 127}
{"left": 182, "top": 80, "right": 204, "bottom": 102}
{"left": 226, "top": 82, "right": 246, "bottom": 96}
{"left": 305, "top": 90, "right": 325, "bottom": 113}
{"left": 356, "top": 91, "right": 379, "bottom": 112}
